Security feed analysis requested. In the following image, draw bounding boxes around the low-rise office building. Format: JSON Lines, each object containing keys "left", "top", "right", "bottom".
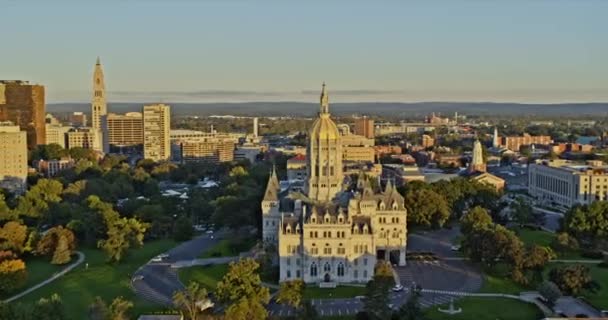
{"left": 528, "top": 159, "right": 608, "bottom": 207}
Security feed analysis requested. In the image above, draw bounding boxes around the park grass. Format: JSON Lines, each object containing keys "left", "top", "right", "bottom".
{"left": 511, "top": 227, "right": 554, "bottom": 247}
{"left": 17, "top": 239, "right": 178, "bottom": 319}
{"left": 510, "top": 227, "right": 585, "bottom": 260}
{"left": 177, "top": 263, "right": 230, "bottom": 291}
{"left": 479, "top": 263, "right": 528, "bottom": 295}
{"left": 303, "top": 285, "right": 366, "bottom": 299}
{"left": 545, "top": 262, "right": 608, "bottom": 310}
{"left": 0, "top": 255, "right": 66, "bottom": 299}
{"left": 587, "top": 264, "right": 608, "bottom": 309}
{"left": 424, "top": 297, "right": 544, "bottom": 320}
{"left": 199, "top": 236, "right": 257, "bottom": 259}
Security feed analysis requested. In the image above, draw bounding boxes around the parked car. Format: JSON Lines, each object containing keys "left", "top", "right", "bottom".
{"left": 392, "top": 284, "right": 404, "bottom": 292}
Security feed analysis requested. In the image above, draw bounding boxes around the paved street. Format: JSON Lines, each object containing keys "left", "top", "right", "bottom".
{"left": 134, "top": 226, "right": 484, "bottom": 315}
{"left": 132, "top": 233, "right": 221, "bottom": 305}
{"left": 268, "top": 227, "right": 483, "bottom": 317}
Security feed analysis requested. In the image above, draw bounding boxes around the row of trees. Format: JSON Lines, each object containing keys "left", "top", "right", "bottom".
{"left": 0, "top": 222, "right": 77, "bottom": 294}
{"left": 461, "top": 207, "right": 554, "bottom": 285}
{"left": 399, "top": 178, "right": 503, "bottom": 229}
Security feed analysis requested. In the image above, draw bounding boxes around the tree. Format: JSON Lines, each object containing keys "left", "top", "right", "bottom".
{"left": 460, "top": 206, "right": 493, "bottom": 235}
{"left": 173, "top": 281, "right": 212, "bottom": 320}
{"left": 216, "top": 258, "right": 270, "bottom": 320}
{"left": 510, "top": 196, "right": 533, "bottom": 226}
{"left": 462, "top": 224, "right": 524, "bottom": 268}
{"left": 0, "top": 250, "right": 26, "bottom": 294}
{"left": 98, "top": 217, "right": 148, "bottom": 263}
{"left": 108, "top": 296, "right": 133, "bottom": 320}
{"left": 88, "top": 297, "right": 109, "bottom": 320}
{"left": 404, "top": 188, "right": 450, "bottom": 228}
{"left": 173, "top": 217, "right": 194, "bottom": 242}
{"left": 363, "top": 262, "right": 394, "bottom": 320}
{"left": 563, "top": 202, "right": 608, "bottom": 243}
{"left": 512, "top": 245, "right": 555, "bottom": 285}
{"left": 277, "top": 279, "right": 304, "bottom": 310}
{"left": 0, "top": 221, "right": 28, "bottom": 253}
{"left": 36, "top": 226, "right": 76, "bottom": 265}
{"left": 31, "top": 293, "right": 65, "bottom": 320}
{"left": 88, "top": 296, "right": 133, "bottom": 320}
{"left": 15, "top": 179, "right": 63, "bottom": 219}
{"left": 549, "top": 264, "right": 600, "bottom": 295}
{"left": 397, "top": 284, "right": 423, "bottom": 320}
{"left": 551, "top": 232, "right": 579, "bottom": 253}
{"left": 538, "top": 281, "right": 562, "bottom": 307}
{"left": 0, "top": 194, "right": 16, "bottom": 222}
{"left": 30, "top": 144, "right": 68, "bottom": 161}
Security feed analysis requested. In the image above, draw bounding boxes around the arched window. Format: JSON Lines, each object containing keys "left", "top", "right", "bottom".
{"left": 310, "top": 263, "right": 318, "bottom": 277}
{"left": 337, "top": 263, "right": 345, "bottom": 277}
{"left": 324, "top": 262, "right": 331, "bottom": 273}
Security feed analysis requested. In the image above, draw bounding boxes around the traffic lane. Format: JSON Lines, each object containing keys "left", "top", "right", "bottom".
{"left": 138, "top": 265, "right": 182, "bottom": 297}
{"left": 165, "top": 234, "right": 220, "bottom": 262}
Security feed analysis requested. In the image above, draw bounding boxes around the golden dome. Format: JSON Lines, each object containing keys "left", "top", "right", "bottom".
{"left": 310, "top": 114, "right": 340, "bottom": 140}
{"left": 309, "top": 83, "right": 340, "bottom": 140}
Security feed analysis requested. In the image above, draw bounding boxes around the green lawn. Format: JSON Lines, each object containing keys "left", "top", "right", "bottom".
{"left": 199, "top": 236, "right": 257, "bottom": 259}
{"left": 303, "top": 285, "right": 366, "bottom": 299}
{"left": 587, "top": 264, "right": 608, "bottom": 309}
{"left": 510, "top": 227, "right": 585, "bottom": 259}
{"left": 479, "top": 264, "right": 528, "bottom": 295}
{"left": 0, "top": 255, "right": 67, "bottom": 299}
{"left": 17, "top": 239, "right": 178, "bottom": 319}
{"left": 177, "top": 264, "right": 229, "bottom": 291}
{"left": 511, "top": 227, "right": 554, "bottom": 248}
{"left": 424, "top": 297, "right": 544, "bottom": 320}
{"left": 545, "top": 262, "right": 608, "bottom": 310}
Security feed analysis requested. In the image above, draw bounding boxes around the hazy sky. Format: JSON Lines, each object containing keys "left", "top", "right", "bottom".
{"left": 2, "top": 1, "right": 607, "bottom": 103}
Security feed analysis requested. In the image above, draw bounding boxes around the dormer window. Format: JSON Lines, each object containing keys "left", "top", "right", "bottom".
{"left": 311, "top": 217, "right": 316, "bottom": 223}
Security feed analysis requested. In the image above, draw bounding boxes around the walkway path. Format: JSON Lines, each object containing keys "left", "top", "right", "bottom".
{"left": 3, "top": 251, "right": 85, "bottom": 303}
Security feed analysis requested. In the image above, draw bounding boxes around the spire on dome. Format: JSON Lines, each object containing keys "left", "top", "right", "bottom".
{"left": 96, "top": 56, "right": 101, "bottom": 65}
{"left": 320, "top": 82, "right": 329, "bottom": 114}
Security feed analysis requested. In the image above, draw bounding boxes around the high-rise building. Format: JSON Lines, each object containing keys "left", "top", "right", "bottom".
{"left": 45, "top": 123, "right": 72, "bottom": 148}
{"left": 492, "top": 127, "right": 499, "bottom": 148}
{"left": 91, "top": 58, "right": 109, "bottom": 153}
{"left": 0, "top": 80, "right": 46, "bottom": 149}
{"left": 66, "top": 127, "right": 102, "bottom": 151}
{"left": 91, "top": 57, "right": 107, "bottom": 132}
{"left": 0, "top": 122, "right": 28, "bottom": 192}
{"left": 305, "top": 83, "right": 343, "bottom": 202}
{"left": 178, "top": 138, "right": 235, "bottom": 163}
{"left": 107, "top": 112, "right": 144, "bottom": 147}
{"left": 354, "top": 116, "right": 374, "bottom": 139}
{"left": 143, "top": 104, "right": 171, "bottom": 161}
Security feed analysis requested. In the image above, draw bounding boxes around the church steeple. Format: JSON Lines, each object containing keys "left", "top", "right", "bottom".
{"left": 320, "top": 82, "right": 329, "bottom": 114}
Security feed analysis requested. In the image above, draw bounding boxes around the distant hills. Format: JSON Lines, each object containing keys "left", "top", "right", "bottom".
{"left": 47, "top": 102, "right": 608, "bottom": 118}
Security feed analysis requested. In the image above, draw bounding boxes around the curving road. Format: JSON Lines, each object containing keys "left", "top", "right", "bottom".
{"left": 133, "top": 226, "right": 485, "bottom": 317}
{"left": 132, "top": 233, "right": 223, "bottom": 305}
{"left": 4, "top": 251, "right": 85, "bottom": 303}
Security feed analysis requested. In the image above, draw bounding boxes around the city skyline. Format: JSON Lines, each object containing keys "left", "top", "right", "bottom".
{"left": 3, "top": 1, "right": 607, "bottom": 103}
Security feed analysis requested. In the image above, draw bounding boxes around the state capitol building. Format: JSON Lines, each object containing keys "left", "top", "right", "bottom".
{"left": 262, "top": 84, "right": 408, "bottom": 284}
